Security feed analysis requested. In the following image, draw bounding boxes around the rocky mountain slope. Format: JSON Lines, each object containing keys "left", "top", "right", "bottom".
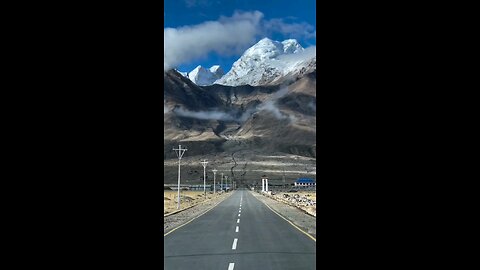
{"left": 164, "top": 69, "right": 316, "bottom": 185}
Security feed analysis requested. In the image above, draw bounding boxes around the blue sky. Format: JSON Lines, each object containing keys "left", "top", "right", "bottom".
{"left": 164, "top": 0, "right": 316, "bottom": 73}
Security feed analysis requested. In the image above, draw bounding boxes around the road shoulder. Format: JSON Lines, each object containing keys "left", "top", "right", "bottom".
{"left": 250, "top": 191, "right": 316, "bottom": 239}
{"left": 164, "top": 191, "right": 234, "bottom": 235}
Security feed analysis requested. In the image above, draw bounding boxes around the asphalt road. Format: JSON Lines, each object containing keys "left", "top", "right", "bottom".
{"left": 164, "top": 189, "right": 316, "bottom": 270}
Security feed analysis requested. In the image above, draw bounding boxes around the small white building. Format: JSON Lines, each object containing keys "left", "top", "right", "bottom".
{"left": 294, "top": 178, "right": 316, "bottom": 187}
{"left": 261, "top": 175, "right": 269, "bottom": 192}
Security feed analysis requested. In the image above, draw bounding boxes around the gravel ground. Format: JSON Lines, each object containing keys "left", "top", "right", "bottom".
{"left": 250, "top": 191, "right": 316, "bottom": 238}
{"left": 163, "top": 192, "right": 233, "bottom": 234}
{"left": 270, "top": 192, "right": 316, "bottom": 217}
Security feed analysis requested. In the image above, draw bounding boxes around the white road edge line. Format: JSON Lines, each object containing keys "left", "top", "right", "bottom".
{"left": 164, "top": 192, "right": 234, "bottom": 237}
{"left": 236, "top": 226, "right": 239, "bottom": 232}
{"left": 228, "top": 263, "right": 235, "bottom": 270}
{"left": 251, "top": 191, "right": 316, "bottom": 242}
{"left": 232, "top": 238, "right": 238, "bottom": 250}
{"left": 237, "top": 219, "right": 240, "bottom": 223}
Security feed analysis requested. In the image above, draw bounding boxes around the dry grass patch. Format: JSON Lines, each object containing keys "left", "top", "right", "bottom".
{"left": 164, "top": 190, "right": 223, "bottom": 214}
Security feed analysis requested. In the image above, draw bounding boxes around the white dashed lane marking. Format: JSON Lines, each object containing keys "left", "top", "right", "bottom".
{"left": 236, "top": 226, "right": 239, "bottom": 232}
{"left": 228, "top": 263, "right": 235, "bottom": 270}
{"left": 238, "top": 214, "right": 241, "bottom": 217}
{"left": 232, "top": 238, "right": 238, "bottom": 250}
{"left": 237, "top": 219, "right": 240, "bottom": 223}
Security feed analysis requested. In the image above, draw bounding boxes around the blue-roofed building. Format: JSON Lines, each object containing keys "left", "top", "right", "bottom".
{"left": 294, "top": 178, "right": 316, "bottom": 187}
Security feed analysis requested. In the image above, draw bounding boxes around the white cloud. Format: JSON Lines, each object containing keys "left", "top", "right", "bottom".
{"left": 168, "top": 85, "right": 297, "bottom": 123}
{"left": 236, "top": 86, "right": 293, "bottom": 122}
{"left": 259, "top": 100, "right": 288, "bottom": 120}
{"left": 164, "top": 10, "right": 316, "bottom": 71}
{"left": 173, "top": 107, "right": 236, "bottom": 121}
{"left": 164, "top": 11, "right": 263, "bottom": 71}
{"left": 257, "top": 85, "right": 293, "bottom": 121}
{"left": 263, "top": 18, "right": 316, "bottom": 41}
{"left": 164, "top": 100, "right": 171, "bottom": 114}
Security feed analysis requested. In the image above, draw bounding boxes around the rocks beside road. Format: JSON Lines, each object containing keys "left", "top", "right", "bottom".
{"left": 274, "top": 192, "right": 316, "bottom": 217}
{"left": 250, "top": 191, "right": 316, "bottom": 238}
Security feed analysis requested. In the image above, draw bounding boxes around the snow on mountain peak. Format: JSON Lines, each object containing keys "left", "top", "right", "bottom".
{"left": 177, "top": 38, "right": 314, "bottom": 87}
{"left": 180, "top": 65, "right": 225, "bottom": 86}
{"left": 215, "top": 38, "right": 314, "bottom": 86}
{"left": 209, "top": 65, "right": 224, "bottom": 74}
{"left": 281, "top": 39, "right": 303, "bottom": 54}
{"left": 242, "top": 38, "right": 285, "bottom": 61}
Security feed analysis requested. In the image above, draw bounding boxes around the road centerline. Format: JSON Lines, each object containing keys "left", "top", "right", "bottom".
{"left": 232, "top": 238, "right": 238, "bottom": 250}
{"left": 235, "top": 226, "right": 239, "bottom": 232}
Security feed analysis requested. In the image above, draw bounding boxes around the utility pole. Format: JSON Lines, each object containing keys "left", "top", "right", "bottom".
{"left": 221, "top": 172, "right": 224, "bottom": 191}
{"left": 201, "top": 160, "right": 208, "bottom": 199}
{"left": 173, "top": 144, "right": 187, "bottom": 210}
{"left": 212, "top": 169, "right": 217, "bottom": 194}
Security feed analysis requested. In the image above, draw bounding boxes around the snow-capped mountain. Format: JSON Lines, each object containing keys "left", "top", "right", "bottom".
{"left": 215, "top": 38, "right": 316, "bottom": 86}
{"left": 180, "top": 65, "right": 225, "bottom": 86}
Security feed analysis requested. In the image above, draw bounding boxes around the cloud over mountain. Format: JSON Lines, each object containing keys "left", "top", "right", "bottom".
{"left": 264, "top": 18, "right": 316, "bottom": 40}
{"left": 164, "top": 11, "right": 263, "bottom": 71}
{"left": 173, "top": 107, "right": 237, "bottom": 121}
{"left": 164, "top": 10, "right": 316, "bottom": 71}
